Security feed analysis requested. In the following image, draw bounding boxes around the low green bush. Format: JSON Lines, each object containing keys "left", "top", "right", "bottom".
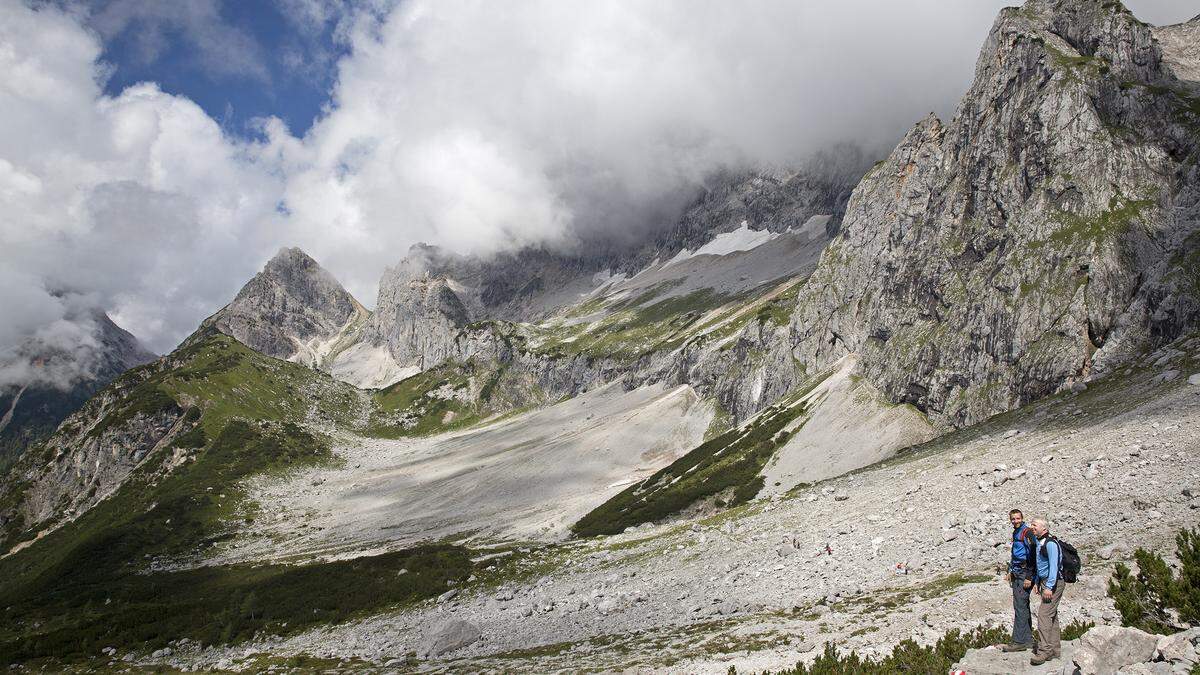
{"left": 741, "top": 624, "right": 1008, "bottom": 674}
{"left": 0, "top": 543, "right": 472, "bottom": 662}
{"left": 1108, "top": 527, "right": 1200, "bottom": 634}
{"left": 1061, "top": 618, "right": 1095, "bottom": 641}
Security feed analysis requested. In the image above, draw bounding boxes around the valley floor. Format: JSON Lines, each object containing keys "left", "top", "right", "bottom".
{"left": 212, "top": 382, "right": 713, "bottom": 564}
{"left": 150, "top": 352, "right": 1200, "bottom": 673}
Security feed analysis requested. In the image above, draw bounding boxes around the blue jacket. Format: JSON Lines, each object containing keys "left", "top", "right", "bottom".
{"left": 1036, "top": 536, "right": 1061, "bottom": 589}
{"left": 1011, "top": 524, "right": 1037, "bottom": 578}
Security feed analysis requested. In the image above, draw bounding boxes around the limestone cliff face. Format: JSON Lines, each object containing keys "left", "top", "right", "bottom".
{"left": 363, "top": 256, "right": 474, "bottom": 372}
{"left": 0, "top": 354, "right": 189, "bottom": 547}
{"left": 790, "top": 0, "right": 1200, "bottom": 427}
{"left": 205, "top": 247, "right": 367, "bottom": 365}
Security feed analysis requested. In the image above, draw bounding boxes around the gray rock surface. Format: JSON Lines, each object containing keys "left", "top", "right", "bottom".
{"left": 790, "top": 0, "right": 1200, "bottom": 428}
{"left": 204, "top": 247, "right": 367, "bottom": 365}
{"left": 360, "top": 257, "right": 474, "bottom": 371}
{"left": 419, "top": 619, "right": 481, "bottom": 658}
{"left": 1155, "top": 627, "right": 1200, "bottom": 667}
{"left": 0, "top": 362, "right": 184, "bottom": 537}
{"left": 1072, "top": 625, "right": 1160, "bottom": 675}
{"left": 953, "top": 641, "right": 1076, "bottom": 674}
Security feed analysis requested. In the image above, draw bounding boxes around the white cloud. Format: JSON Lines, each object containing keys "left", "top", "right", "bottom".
{"left": 0, "top": 0, "right": 286, "bottom": 356}
{"left": 275, "top": 0, "right": 1027, "bottom": 304}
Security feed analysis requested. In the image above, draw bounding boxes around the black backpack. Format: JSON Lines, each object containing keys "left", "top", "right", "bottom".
{"left": 1050, "top": 536, "right": 1081, "bottom": 583}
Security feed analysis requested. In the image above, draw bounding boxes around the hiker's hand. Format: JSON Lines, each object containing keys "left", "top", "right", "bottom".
{"left": 1041, "top": 588, "right": 1053, "bottom": 601}
{"left": 1023, "top": 579, "right": 1032, "bottom": 589}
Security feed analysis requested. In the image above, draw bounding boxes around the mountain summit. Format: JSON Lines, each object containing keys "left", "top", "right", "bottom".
{"left": 203, "top": 247, "right": 369, "bottom": 368}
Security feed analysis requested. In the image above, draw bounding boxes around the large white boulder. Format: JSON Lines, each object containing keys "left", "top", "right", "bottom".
{"left": 1156, "top": 627, "right": 1200, "bottom": 666}
{"left": 1071, "top": 625, "right": 1159, "bottom": 675}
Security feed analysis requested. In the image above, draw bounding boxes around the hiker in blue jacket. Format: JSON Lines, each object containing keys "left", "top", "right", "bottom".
{"left": 1030, "top": 517, "right": 1064, "bottom": 666}
{"left": 1000, "top": 509, "right": 1038, "bottom": 652}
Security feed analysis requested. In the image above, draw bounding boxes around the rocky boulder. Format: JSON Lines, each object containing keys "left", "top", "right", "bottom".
{"left": 1155, "top": 627, "right": 1200, "bottom": 668}
{"left": 419, "top": 619, "right": 481, "bottom": 658}
{"left": 1071, "top": 625, "right": 1159, "bottom": 675}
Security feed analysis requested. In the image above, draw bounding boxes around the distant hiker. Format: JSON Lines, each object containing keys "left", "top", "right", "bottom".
{"left": 1000, "top": 509, "right": 1037, "bottom": 652}
{"left": 1029, "top": 517, "right": 1064, "bottom": 665}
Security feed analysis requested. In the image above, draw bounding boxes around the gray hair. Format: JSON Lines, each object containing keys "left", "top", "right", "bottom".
{"left": 1030, "top": 517, "right": 1049, "bottom": 529}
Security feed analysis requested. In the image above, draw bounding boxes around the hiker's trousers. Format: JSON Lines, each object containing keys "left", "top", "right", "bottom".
{"left": 1011, "top": 575, "right": 1033, "bottom": 645}
{"left": 1036, "top": 582, "right": 1065, "bottom": 655}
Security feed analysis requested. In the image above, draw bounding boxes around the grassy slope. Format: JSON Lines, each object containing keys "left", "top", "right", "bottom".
{"left": 364, "top": 359, "right": 529, "bottom": 438}
{"left": 573, "top": 394, "right": 811, "bottom": 537}
{"left": 0, "top": 334, "right": 474, "bottom": 664}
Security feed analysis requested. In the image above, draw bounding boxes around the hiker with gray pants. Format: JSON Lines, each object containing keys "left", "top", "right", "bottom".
{"left": 1030, "top": 517, "right": 1065, "bottom": 666}
{"left": 1000, "top": 509, "right": 1038, "bottom": 652}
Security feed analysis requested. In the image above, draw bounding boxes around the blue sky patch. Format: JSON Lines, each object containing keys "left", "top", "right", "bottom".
{"left": 85, "top": 0, "right": 352, "bottom": 137}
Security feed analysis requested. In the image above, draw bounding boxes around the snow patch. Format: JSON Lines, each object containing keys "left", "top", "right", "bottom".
{"left": 665, "top": 221, "right": 781, "bottom": 268}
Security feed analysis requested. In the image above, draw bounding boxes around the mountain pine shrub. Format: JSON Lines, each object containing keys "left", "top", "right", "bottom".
{"left": 1108, "top": 527, "right": 1200, "bottom": 634}
{"left": 739, "top": 624, "right": 1008, "bottom": 674}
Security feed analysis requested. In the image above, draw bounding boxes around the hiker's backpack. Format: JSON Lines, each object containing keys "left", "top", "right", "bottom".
{"left": 1050, "top": 536, "right": 1082, "bottom": 583}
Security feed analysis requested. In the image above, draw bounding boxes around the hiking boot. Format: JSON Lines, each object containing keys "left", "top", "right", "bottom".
{"left": 1030, "top": 651, "right": 1057, "bottom": 665}
{"left": 999, "top": 642, "right": 1031, "bottom": 652}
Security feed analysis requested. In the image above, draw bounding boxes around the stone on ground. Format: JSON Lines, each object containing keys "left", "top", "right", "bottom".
{"left": 952, "top": 641, "right": 1075, "bottom": 674}
{"left": 419, "top": 619, "right": 481, "bottom": 658}
{"left": 1071, "top": 625, "right": 1159, "bottom": 675}
{"left": 1155, "top": 627, "right": 1200, "bottom": 666}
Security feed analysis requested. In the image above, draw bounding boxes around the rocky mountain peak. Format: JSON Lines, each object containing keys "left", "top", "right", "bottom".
{"left": 1024, "top": 0, "right": 1162, "bottom": 82}
{"left": 262, "top": 246, "right": 326, "bottom": 281}
{"left": 203, "top": 247, "right": 366, "bottom": 364}
{"left": 790, "top": 0, "right": 1200, "bottom": 426}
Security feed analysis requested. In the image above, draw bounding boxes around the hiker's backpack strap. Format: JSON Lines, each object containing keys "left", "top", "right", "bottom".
{"left": 1048, "top": 535, "right": 1064, "bottom": 572}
